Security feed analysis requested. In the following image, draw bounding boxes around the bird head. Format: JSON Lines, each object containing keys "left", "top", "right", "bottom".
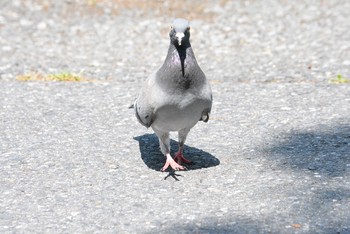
{"left": 169, "top": 18, "right": 190, "bottom": 47}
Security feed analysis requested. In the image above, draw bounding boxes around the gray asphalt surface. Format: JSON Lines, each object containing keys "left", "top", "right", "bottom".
{"left": 1, "top": 0, "right": 350, "bottom": 233}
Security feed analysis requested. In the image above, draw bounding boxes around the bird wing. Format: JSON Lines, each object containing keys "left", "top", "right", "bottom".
{"left": 134, "top": 72, "right": 159, "bottom": 128}
{"left": 198, "top": 81, "right": 213, "bottom": 122}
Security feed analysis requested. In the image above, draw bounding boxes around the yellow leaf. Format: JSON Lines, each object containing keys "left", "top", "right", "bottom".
{"left": 291, "top": 223, "right": 302, "bottom": 229}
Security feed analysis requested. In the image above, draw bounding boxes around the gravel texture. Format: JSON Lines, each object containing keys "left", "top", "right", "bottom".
{"left": 1, "top": 0, "right": 350, "bottom": 233}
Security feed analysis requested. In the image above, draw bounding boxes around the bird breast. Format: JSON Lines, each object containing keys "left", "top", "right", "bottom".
{"left": 152, "top": 95, "right": 210, "bottom": 132}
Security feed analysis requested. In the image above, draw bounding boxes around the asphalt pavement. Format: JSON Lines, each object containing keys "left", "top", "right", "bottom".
{"left": 0, "top": 1, "right": 349, "bottom": 233}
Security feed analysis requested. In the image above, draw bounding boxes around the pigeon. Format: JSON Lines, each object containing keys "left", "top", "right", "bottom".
{"left": 134, "top": 18, "right": 212, "bottom": 171}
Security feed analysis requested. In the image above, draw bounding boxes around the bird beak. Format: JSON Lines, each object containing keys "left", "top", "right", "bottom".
{"left": 175, "top": 32, "right": 185, "bottom": 46}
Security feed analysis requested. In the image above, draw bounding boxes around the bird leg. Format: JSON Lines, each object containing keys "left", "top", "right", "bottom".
{"left": 156, "top": 131, "right": 185, "bottom": 171}
{"left": 174, "top": 144, "right": 192, "bottom": 165}
{"left": 174, "top": 129, "right": 192, "bottom": 165}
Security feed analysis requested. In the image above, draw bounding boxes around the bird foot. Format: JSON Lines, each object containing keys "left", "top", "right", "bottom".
{"left": 161, "top": 154, "right": 186, "bottom": 172}
{"left": 174, "top": 151, "right": 192, "bottom": 165}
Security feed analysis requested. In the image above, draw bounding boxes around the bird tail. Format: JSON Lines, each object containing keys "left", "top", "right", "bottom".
{"left": 128, "top": 100, "right": 136, "bottom": 109}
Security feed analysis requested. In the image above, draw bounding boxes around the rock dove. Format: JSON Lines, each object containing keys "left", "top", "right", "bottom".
{"left": 134, "top": 18, "right": 212, "bottom": 171}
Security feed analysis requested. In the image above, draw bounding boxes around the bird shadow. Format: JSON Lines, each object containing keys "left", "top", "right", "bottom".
{"left": 133, "top": 133, "right": 220, "bottom": 172}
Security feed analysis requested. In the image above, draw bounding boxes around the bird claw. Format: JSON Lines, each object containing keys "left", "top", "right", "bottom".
{"left": 161, "top": 155, "right": 186, "bottom": 172}
{"left": 161, "top": 164, "right": 185, "bottom": 172}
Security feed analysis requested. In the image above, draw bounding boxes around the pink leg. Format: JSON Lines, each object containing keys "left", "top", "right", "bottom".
{"left": 161, "top": 154, "right": 185, "bottom": 171}
{"left": 174, "top": 129, "right": 191, "bottom": 165}
{"left": 174, "top": 147, "right": 191, "bottom": 165}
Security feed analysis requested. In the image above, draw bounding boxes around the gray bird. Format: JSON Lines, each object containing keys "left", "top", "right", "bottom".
{"left": 134, "top": 18, "right": 212, "bottom": 171}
